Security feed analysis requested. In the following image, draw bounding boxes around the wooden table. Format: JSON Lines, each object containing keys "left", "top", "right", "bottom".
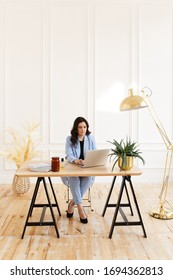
{"left": 16, "top": 163, "right": 147, "bottom": 239}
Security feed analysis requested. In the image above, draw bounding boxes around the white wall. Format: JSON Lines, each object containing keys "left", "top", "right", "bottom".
{"left": 0, "top": 0, "right": 173, "bottom": 184}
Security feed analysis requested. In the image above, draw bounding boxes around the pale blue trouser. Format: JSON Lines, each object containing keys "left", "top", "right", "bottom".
{"left": 61, "top": 176, "right": 94, "bottom": 205}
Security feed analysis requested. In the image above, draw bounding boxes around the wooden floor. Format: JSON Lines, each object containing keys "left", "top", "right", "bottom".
{"left": 0, "top": 178, "right": 173, "bottom": 260}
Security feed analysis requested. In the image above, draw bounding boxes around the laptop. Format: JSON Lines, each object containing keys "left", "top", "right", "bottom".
{"left": 79, "top": 149, "right": 110, "bottom": 168}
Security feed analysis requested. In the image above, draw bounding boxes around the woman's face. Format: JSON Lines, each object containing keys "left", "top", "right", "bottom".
{"left": 77, "top": 122, "right": 87, "bottom": 138}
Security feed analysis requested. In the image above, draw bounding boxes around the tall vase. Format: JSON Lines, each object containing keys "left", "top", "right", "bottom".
{"left": 12, "top": 174, "right": 30, "bottom": 195}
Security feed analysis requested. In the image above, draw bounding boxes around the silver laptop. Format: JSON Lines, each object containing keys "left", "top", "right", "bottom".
{"left": 80, "top": 149, "right": 110, "bottom": 168}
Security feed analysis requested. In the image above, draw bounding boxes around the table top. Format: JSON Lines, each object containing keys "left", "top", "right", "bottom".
{"left": 15, "top": 162, "right": 142, "bottom": 178}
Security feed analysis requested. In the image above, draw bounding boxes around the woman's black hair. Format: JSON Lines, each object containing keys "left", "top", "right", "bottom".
{"left": 70, "top": 116, "right": 91, "bottom": 146}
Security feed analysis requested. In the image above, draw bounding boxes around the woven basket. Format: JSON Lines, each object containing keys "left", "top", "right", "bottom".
{"left": 12, "top": 175, "right": 30, "bottom": 195}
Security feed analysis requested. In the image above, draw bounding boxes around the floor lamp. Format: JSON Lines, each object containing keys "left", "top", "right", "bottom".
{"left": 120, "top": 87, "right": 173, "bottom": 219}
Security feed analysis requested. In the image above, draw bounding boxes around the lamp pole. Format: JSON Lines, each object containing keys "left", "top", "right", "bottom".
{"left": 120, "top": 87, "right": 173, "bottom": 219}
{"left": 142, "top": 89, "right": 173, "bottom": 219}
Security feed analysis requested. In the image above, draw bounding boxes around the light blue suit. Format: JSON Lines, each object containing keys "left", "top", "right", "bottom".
{"left": 62, "top": 134, "right": 96, "bottom": 205}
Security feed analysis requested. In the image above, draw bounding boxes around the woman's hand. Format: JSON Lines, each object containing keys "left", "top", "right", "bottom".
{"left": 74, "top": 159, "right": 84, "bottom": 166}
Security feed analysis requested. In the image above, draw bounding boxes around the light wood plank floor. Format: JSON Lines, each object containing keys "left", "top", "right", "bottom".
{"left": 0, "top": 179, "right": 173, "bottom": 260}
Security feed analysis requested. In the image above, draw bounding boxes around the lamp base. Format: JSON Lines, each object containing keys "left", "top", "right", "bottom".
{"left": 149, "top": 205, "right": 173, "bottom": 220}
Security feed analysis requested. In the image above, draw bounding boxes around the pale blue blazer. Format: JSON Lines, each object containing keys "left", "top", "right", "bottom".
{"left": 61, "top": 134, "right": 96, "bottom": 186}
{"left": 65, "top": 134, "right": 96, "bottom": 163}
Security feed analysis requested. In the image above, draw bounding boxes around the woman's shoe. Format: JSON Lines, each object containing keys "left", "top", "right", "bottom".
{"left": 80, "top": 217, "right": 88, "bottom": 224}
{"left": 78, "top": 205, "right": 88, "bottom": 223}
{"left": 67, "top": 212, "right": 73, "bottom": 218}
{"left": 66, "top": 200, "right": 74, "bottom": 218}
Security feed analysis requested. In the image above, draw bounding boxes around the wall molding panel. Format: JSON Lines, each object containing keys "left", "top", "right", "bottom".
{"left": 49, "top": 1, "right": 88, "bottom": 144}
{"left": 0, "top": 0, "right": 173, "bottom": 183}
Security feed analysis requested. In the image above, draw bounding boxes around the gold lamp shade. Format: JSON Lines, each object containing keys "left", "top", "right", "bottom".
{"left": 120, "top": 89, "right": 148, "bottom": 111}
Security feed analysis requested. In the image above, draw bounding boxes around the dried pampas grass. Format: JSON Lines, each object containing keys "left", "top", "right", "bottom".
{"left": 1, "top": 121, "right": 40, "bottom": 168}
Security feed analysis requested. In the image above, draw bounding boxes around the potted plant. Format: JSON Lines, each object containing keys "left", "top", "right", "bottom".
{"left": 108, "top": 138, "right": 145, "bottom": 171}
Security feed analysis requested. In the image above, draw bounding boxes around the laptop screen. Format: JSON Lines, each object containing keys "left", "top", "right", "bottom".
{"left": 80, "top": 149, "right": 110, "bottom": 168}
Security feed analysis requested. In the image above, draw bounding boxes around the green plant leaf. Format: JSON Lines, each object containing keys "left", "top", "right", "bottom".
{"left": 107, "top": 137, "right": 145, "bottom": 171}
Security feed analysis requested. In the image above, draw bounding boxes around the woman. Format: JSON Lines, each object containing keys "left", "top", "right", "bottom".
{"left": 65, "top": 116, "right": 96, "bottom": 224}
